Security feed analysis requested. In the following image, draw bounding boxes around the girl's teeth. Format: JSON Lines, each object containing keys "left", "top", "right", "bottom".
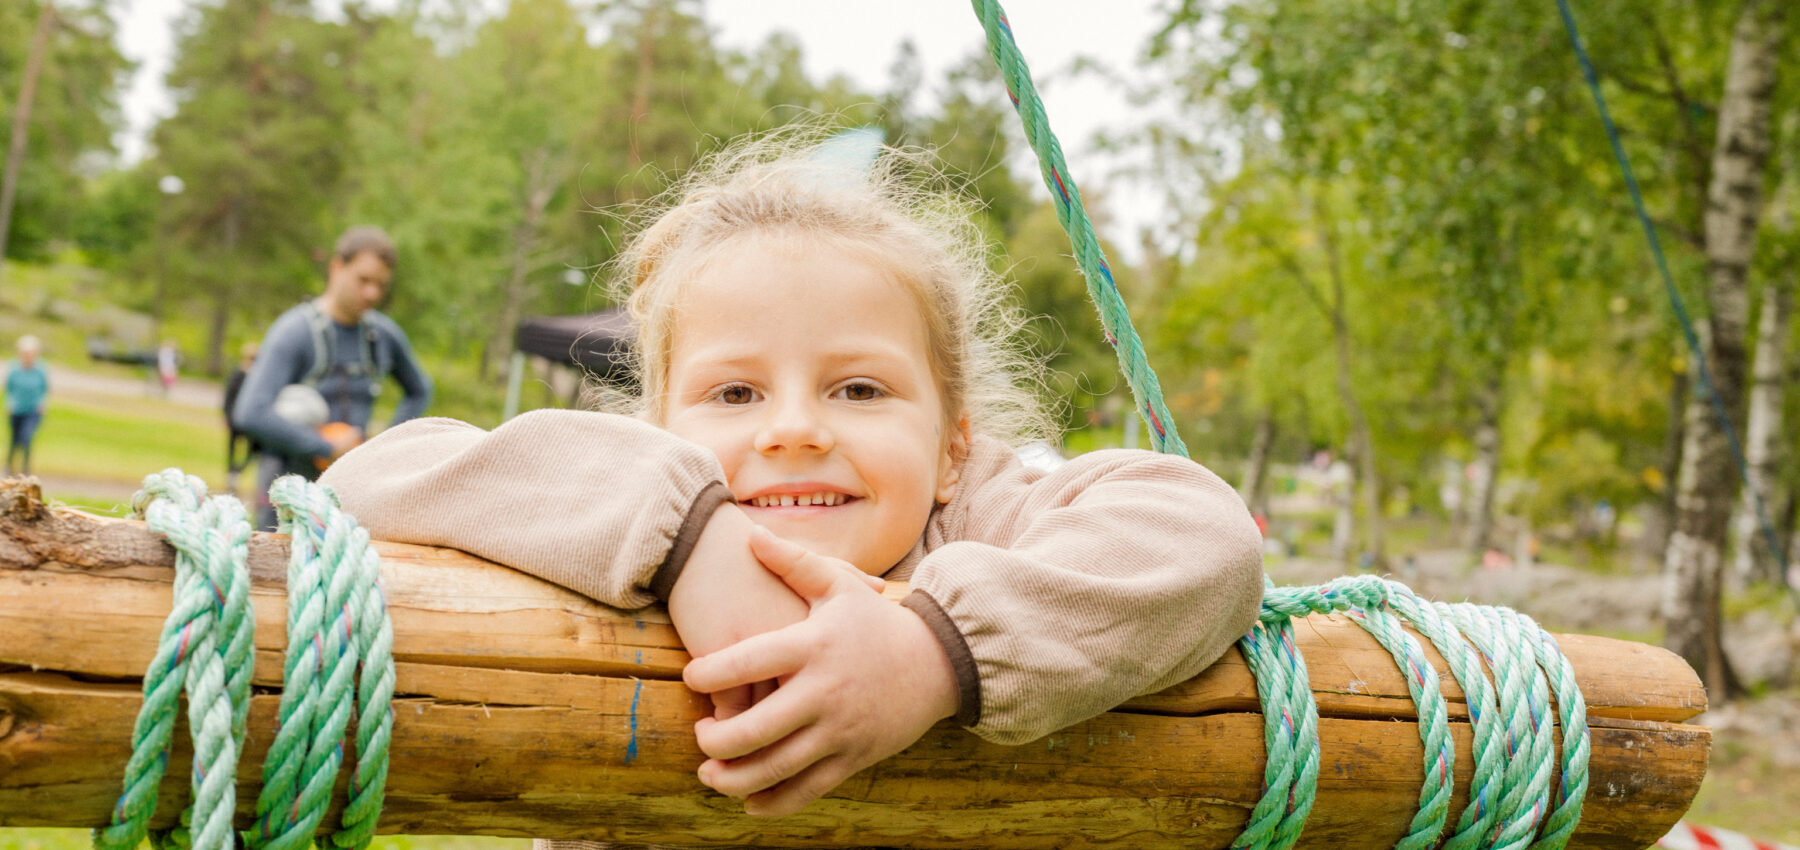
{"left": 754, "top": 493, "right": 843, "bottom": 507}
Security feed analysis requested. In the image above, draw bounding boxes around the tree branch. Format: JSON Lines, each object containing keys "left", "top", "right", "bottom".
{"left": 1251, "top": 229, "right": 1334, "bottom": 320}
{"left": 1642, "top": 6, "right": 1713, "bottom": 205}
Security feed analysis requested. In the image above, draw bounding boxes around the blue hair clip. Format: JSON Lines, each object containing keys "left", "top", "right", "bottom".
{"left": 806, "top": 127, "right": 886, "bottom": 186}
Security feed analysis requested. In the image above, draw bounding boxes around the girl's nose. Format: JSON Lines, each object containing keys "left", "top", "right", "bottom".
{"left": 754, "top": 396, "right": 834, "bottom": 455}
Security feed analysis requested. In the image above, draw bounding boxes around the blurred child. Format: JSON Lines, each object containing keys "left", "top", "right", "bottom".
{"left": 155, "top": 341, "right": 179, "bottom": 398}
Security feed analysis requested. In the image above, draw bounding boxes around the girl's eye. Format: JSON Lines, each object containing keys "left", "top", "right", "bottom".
{"left": 838, "top": 381, "right": 883, "bottom": 402}
{"left": 717, "top": 385, "right": 756, "bottom": 405}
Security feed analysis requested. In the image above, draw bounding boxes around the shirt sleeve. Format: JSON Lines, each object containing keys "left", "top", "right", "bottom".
{"left": 232, "top": 311, "right": 333, "bottom": 459}
{"left": 377, "top": 317, "right": 433, "bottom": 426}
{"left": 906, "top": 444, "right": 1266, "bottom": 745}
{"left": 318, "top": 409, "right": 730, "bottom": 609}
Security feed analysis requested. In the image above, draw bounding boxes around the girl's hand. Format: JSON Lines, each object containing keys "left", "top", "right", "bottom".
{"left": 681, "top": 526, "right": 959, "bottom": 816}
{"left": 668, "top": 506, "right": 882, "bottom": 719}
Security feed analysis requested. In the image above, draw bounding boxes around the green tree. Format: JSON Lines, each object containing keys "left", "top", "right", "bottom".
{"left": 0, "top": 0, "right": 127, "bottom": 264}
{"left": 151, "top": 0, "right": 360, "bottom": 373}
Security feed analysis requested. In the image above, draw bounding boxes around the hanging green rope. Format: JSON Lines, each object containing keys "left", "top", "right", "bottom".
{"left": 967, "top": 0, "right": 1188, "bottom": 457}
{"left": 95, "top": 472, "right": 393, "bottom": 850}
{"left": 967, "top": 3, "right": 1591, "bottom": 848}
{"left": 251, "top": 475, "right": 395, "bottom": 850}
{"left": 95, "top": 471, "right": 255, "bottom": 850}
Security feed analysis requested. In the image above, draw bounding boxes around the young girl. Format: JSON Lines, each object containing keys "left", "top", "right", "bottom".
{"left": 319, "top": 129, "right": 1265, "bottom": 825}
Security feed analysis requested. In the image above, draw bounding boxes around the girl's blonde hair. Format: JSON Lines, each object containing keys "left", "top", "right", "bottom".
{"left": 589, "top": 126, "right": 1052, "bottom": 446}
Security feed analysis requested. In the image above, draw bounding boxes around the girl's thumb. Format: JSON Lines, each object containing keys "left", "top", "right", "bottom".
{"left": 747, "top": 525, "right": 883, "bottom": 598}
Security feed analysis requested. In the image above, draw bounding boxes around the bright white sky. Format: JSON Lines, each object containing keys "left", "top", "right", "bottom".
{"left": 114, "top": 0, "right": 1180, "bottom": 251}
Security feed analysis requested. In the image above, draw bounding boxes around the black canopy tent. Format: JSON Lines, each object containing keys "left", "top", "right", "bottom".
{"left": 513, "top": 308, "right": 634, "bottom": 376}
{"left": 504, "top": 308, "right": 634, "bottom": 419}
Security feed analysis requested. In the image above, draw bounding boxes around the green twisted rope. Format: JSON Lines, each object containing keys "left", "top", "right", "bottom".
{"left": 251, "top": 476, "right": 394, "bottom": 850}
{"left": 970, "top": 2, "right": 1591, "bottom": 846}
{"left": 94, "top": 472, "right": 392, "bottom": 850}
{"left": 95, "top": 471, "right": 255, "bottom": 850}
{"left": 967, "top": 0, "right": 1187, "bottom": 457}
{"left": 1251, "top": 578, "right": 1589, "bottom": 849}
{"left": 1233, "top": 597, "right": 1320, "bottom": 850}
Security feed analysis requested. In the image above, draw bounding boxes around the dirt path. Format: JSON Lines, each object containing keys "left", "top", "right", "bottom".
{"left": 49, "top": 363, "right": 223, "bottom": 410}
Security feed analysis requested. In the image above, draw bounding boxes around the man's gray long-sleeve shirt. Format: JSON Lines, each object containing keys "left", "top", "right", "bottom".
{"left": 232, "top": 303, "right": 433, "bottom": 461}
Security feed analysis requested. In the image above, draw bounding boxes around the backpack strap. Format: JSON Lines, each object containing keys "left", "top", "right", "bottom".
{"left": 361, "top": 319, "right": 388, "bottom": 385}
{"left": 301, "top": 301, "right": 382, "bottom": 387}
{"left": 300, "top": 302, "right": 335, "bottom": 388}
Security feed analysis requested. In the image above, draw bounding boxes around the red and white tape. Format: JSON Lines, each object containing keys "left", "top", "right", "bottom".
{"left": 1659, "top": 822, "right": 1799, "bottom": 850}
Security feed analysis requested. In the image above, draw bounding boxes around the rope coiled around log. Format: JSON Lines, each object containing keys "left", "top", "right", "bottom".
{"left": 95, "top": 471, "right": 394, "bottom": 850}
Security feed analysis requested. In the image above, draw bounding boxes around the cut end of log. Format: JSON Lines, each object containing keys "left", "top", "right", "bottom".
{"left": 0, "top": 477, "right": 47, "bottom": 523}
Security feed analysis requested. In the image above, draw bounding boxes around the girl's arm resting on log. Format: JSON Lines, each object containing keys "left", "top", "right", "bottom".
{"left": 321, "top": 410, "right": 737, "bottom": 610}
{"left": 907, "top": 443, "right": 1266, "bottom": 746}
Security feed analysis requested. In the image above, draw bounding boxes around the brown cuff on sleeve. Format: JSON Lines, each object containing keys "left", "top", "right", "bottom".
{"left": 648, "top": 481, "right": 734, "bottom": 602}
{"left": 900, "top": 589, "right": 981, "bottom": 728}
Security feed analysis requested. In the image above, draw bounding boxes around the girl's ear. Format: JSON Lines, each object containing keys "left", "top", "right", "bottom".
{"left": 936, "top": 413, "right": 972, "bottom": 504}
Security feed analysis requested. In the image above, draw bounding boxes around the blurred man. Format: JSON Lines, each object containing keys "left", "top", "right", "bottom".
{"left": 4, "top": 335, "right": 49, "bottom": 476}
{"left": 233, "top": 226, "right": 432, "bottom": 529}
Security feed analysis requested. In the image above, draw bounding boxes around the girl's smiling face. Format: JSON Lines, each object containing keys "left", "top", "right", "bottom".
{"left": 661, "top": 234, "right": 964, "bottom": 574}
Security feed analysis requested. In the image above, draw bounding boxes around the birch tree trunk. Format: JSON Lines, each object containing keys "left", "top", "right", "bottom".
{"left": 1239, "top": 409, "right": 1276, "bottom": 516}
{"left": 485, "top": 148, "right": 556, "bottom": 380}
{"left": 206, "top": 197, "right": 243, "bottom": 379}
{"left": 1645, "top": 364, "right": 1689, "bottom": 565}
{"left": 1730, "top": 270, "right": 1792, "bottom": 585}
{"left": 1323, "top": 227, "right": 1384, "bottom": 569}
{"left": 1464, "top": 374, "right": 1503, "bottom": 560}
{"left": 0, "top": 2, "right": 56, "bottom": 278}
{"left": 1661, "top": 0, "right": 1784, "bottom": 698}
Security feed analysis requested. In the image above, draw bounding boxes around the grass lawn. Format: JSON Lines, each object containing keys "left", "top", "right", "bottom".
{"left": 27, "top": 395, "right": 229, "bottom": 489}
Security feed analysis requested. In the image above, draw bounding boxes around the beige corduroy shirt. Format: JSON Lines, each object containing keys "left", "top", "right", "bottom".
{"left": 320, "top": 408, "right": 1264, "bottom": 842}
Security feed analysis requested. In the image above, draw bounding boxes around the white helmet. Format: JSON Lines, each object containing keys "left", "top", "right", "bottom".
{"left": 272, "top": 384, "right": 329, "bottom": 428}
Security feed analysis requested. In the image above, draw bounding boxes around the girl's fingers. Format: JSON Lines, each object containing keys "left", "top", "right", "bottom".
{"left": 744, "top": 756, "right": 853, "bottom": 817}
{"left": 698, "top": 725, "right": 829, "bottom": 800}
{"left": 693, "top": 682, "right": 820, "bottom": 761}
{"left": 850, "top": 567, "right": 887, "bottom": 592}
{"left": 683, "top": 627, "right": 809, "bottom": 694}
{"left": 710, "top": 683, "right": 756, "bottom": 721}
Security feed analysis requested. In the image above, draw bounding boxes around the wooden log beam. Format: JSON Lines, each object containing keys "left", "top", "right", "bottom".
{"left": 0, "top": 481, "right": 1710, "bottom": 847}
{"left": 0, "top": 672, "right": 1710, "bottom": 848}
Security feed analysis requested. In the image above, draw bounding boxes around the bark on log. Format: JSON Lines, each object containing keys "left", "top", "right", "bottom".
{"left": 0, "top": 480, "right": 1709, "bottom": 848}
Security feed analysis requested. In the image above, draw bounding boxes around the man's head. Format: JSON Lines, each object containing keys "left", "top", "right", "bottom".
{"left": 321, "top": 226, "right": 397, "bottom": 324}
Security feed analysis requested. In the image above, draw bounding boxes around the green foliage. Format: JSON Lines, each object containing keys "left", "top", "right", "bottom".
{"left": 147, "top": 0, "right": 364, "bottom": 372}
{"left": 72, "top": 166, "right": 160, "bottom": 272}
{"left": 1136, "top": 0, "right": 1795, "bottom": 536}
{"left": 0, "top": 0, "right": 130, "bottom": 260}
{"left": 1008, "top": 201, "right": 1120, "bottom": 432}
{"left": 8, "top": 0, "right": 1793, "bottom": 564}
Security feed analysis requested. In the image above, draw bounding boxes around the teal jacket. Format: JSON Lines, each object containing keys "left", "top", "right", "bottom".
{"left": 4, "top": 360, "right": 49, "bottom": 415}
